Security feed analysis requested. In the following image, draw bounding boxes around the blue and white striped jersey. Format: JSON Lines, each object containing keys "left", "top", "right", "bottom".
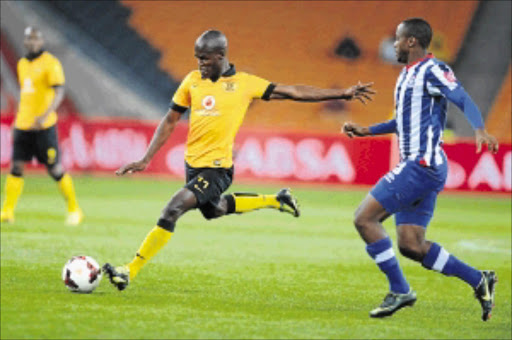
{"left": 393, "top": 54, "right": 462, "bottom": 167}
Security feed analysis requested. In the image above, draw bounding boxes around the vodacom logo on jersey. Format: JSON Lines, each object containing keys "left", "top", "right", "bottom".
{"left": 202, "top": 95, "right": 215, "bottom": 109}
{"left": 197, "top": 95, "right": 219, "bottom": 116}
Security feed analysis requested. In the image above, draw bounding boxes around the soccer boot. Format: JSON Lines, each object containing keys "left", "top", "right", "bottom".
{"left": 370, "top": 290, "right": 417, "bottom": 318}
{"left": 474, "top": 270, "right": 497, "bottom": 321}
{"left": 276, "top": 188, "right": 300, "bottom": 217}
{"left": 102, "top": 263, "right": 130, "bottom": 291}
{"left": 0, "top": 210, "right": 14, "bottom": 224}
{"left": 65, "top": 209, "right": 84, "bottom": 226}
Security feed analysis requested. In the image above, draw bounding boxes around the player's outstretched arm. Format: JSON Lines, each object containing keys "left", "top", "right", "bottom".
{"left": 442, "top": 88, "right": 499, "bottom": 154}
{"left": 270, "top": 82, "right": 375, "bottom": 104}
{"left": 426, "top": 64, "right": 499, "bottom": 154}
{"left": 342, "top": 119, "right": 397, "bottom": 138}
{"left": 116, "top": 109, "right": 182, "bottom": 176}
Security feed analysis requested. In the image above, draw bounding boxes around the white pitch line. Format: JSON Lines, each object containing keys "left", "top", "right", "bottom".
{"left": 457, "top": 241, "right": 511, "bottom": 255}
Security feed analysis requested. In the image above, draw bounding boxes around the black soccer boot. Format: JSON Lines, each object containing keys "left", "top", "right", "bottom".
{"left": 474, "top": 270, "right": 497, "bottom": 321}
{"left": 276, "top": 188, "right": 300, "bottom": 217}
{"left": 102, "top": 263, "right": 130, "bottom": 291}
{"left": 370, "top": 290, "right": 417, "bottom": 318}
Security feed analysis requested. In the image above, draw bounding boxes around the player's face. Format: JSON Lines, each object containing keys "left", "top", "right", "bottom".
{"left": 394, "top": 23, "right": 409, "bottom": 64}
{"left": 195, "top": 47, "right": 223, "bottom": 79}
{"left": 24, "top": 32, "right": 44, "bottom": 54}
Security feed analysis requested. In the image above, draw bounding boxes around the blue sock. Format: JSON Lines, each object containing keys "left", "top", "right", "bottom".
{"left": 422, "top": 242, "right": 483, "bottom": 288}
{"left": 366, "top": 237, "right": 410, "bottom": 294}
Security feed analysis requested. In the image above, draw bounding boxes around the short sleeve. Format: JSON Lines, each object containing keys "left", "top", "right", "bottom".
{"left": 425, "top": 63, "right": 460, "bottom": 97}
{"left": 47, "top": 57, "right": 65, "bottom": 86}
{"left": 246, "top": 74, "right": 274, "bottom": 100}
{"left": 171, "top": 72, "right": 194, "bottom": 109}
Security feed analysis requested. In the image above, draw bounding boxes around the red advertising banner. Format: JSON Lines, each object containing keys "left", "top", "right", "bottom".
{"left": 1, "top": 117, "right": 510, "bottom": 192}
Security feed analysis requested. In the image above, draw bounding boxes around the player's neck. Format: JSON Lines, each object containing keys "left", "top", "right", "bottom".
{"left": 210, "top": 60, "right": 232, "bottom": 82}
{"left": 25, "top": 49, "right": 44, "bottom": 61}
{"left": 220, "top": 60, "right": 230, "bottom": 75}
{"left": 406, "top": 50, "right": 428, "bottom": 67}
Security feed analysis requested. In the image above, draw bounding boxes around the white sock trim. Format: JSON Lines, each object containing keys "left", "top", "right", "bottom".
{"left": 432, "top": 248, "right": 450, "bottom": 272}
{"left": 375, "top": 248, "right": 395, "bottom": 264}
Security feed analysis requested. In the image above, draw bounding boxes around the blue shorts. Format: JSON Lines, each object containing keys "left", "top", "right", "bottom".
{"left": 370, "top": 159, "right": 447, "bottom": 228}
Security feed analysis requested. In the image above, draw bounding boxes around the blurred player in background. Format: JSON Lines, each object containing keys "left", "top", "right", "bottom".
{"left": 0, "top": 27, "right": 82, "bottom": 225}
{"left": 343, "top": 18, "right": 499, "bottom": 320}
{"left": 103, "top": 30, "right": 375, "bottom": 290}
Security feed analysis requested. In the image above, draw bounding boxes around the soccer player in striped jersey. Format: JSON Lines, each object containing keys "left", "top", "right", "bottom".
{"left": 103, "top": 30, "right": 375, "bottom": 291}
{"left": 343, "top": 18, "right": 499, "bottom": 320}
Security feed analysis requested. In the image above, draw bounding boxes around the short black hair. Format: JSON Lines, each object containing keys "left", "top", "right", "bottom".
{"left": 24, "top": 26, "right": 42, "bottom": 37}
{"left": 195, "top": 30, "right": 227, "bottom": 53}
{"left": 402, "top": 18, "right": 432, "bottom": 49}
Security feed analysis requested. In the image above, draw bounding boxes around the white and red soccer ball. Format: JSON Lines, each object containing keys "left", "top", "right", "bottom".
{"left": 62, "top": 256, "right": 102, "bottom": 293}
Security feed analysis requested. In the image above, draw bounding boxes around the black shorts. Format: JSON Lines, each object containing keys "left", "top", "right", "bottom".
{"left": 185, "top": 163, "right": 233, "bottom": 216}
{"left": 12, "top": 126, "right": 60, "bottom": 166}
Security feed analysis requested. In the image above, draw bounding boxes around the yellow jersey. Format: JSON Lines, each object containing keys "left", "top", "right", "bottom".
{"left": 172, "top": 65, "right": 273, "bottom": 168}
{"left": 15, "top": 51, "right": 65, "bottom": 130}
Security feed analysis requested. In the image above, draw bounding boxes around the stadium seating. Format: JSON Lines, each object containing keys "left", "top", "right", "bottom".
{"left": 122, "top": 0, "right": 477, "bottom": 131}
{"left": 486, "top": 67, "right": 511, "bottom": 142}
{"left": 44, "top": 0, "right": 178, "bottom": 104}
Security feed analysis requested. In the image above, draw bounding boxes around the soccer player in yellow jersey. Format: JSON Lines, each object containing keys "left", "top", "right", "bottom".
{"left": 0, "top": 27, "right": 82, "bottom": 225}
{"left": 103, "top": 30, "right": 374, "bottom": 290}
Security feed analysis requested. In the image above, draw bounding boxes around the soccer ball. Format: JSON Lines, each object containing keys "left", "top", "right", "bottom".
{"left": 62, "top": 255, "right": 102, "bottom": 293}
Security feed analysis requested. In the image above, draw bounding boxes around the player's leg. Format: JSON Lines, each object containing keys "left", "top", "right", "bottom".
{"left": 1, "top": 128, "right": 32, "bottom": 223}
{"left": 357, "top": 161, "right": 436, "bottom": 317}
{"left": 46, "top": 162, "right": 83, "bottom": 225}
{"left": 36, "top": 126, "right": 82, "bottom": 225}
{"left": 222, "top": 189, "right": 300, "bottom": 217}
{"left": 103, "top": 187, "right": 198, "bottom": 290}
{"left": 397, "top": 223, "right": 484, "bottom": 287}
{"left": 395, "top": 193, "right": 497, "bottom": 321}
{"left": 1, "top": 161, "right": 26, "bottom": 223}
{"left": 354, "top": 193, "right": 415, "bottom": 318}
{"left": 190, "top": 166, "right": 299, "bottom": 219}
{"left": 196, "top": 190, "right": 300, "bottom": 219}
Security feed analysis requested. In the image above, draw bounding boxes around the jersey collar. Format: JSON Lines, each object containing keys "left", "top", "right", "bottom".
{"left": 222, "top": 64, "right": 236, "bottom": 77}
{"left": 25, "top": 49, "right": 45, "bottom": 61}
{"left": 209, "top": 64, "right": 236, "bottom": 82}
{"left": 406, "top": 53, "right": 434, "bottom": 70}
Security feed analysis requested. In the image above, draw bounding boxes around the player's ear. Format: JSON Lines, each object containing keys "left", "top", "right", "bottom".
{"left": 407, "top": 36, "right": 416, "bottom": 48}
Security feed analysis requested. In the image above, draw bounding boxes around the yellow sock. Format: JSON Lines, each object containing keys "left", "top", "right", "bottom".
{"left": 57, "top": 173, "right": 79, "bottom": 212}
{"left": 232, "top": 193, "right": 280, "bottom": 213}
{"left": 127, "top": 226, "right": 172, "bottom": 280}
{"left": 1, "top": 174, "right": 24, "bottom": 214}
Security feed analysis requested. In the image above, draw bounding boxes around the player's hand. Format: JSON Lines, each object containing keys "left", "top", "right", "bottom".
{"left": 116, "top": 160, "right": 148, "bottom": 176}
{"left": 475, "top": 129, "right": 499, "bottom": 154}
{"left": 343, "top": 81, "right": 376, "bottom": 104}
{"left": 342, "top": 121, "right": 370, "bottom": 138}
{"left": 31, "top": 116, "right": 45, "bottom": 130}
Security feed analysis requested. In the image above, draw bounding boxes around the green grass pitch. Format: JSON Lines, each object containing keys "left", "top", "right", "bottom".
{"left": 1, "top": 174, "right": 511, "bottom": 339}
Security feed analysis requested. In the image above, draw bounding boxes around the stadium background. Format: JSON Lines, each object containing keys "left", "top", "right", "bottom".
{"left": 1, "top": 0, "right": 510, "bottom": 193}
{"left": 0, "top": 1, "right": 511, "bottom": 339}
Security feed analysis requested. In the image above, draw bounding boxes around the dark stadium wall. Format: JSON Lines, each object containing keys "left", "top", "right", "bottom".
{"left": 448, "top": 0, "right": 512, "bottom": 137}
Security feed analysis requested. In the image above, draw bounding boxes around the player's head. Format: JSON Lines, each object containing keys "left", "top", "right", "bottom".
{"left": 23, "top": 26, "right": 44, "bottom": 54}
{"left": 394, "top": 18, "right": 432, "bottom": 63}
{"left": 194, "top": 30, "right": 228, "bottom": 79}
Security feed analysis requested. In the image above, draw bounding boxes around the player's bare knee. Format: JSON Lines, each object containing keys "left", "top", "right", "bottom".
{"left": 201, "top": 208, "right": 223, "bottom": 220}
{"left": 160, "top": 205, "right": 183, "bottom": 224}
{"left": 10, "top": 162, "right": 24, "bottom": 177}
{"left": 398, "top": 242, "right": 423, "bottom": 261}
{"left": 353, "top": 210, "right": 371, "bottom": 231}
{"left": 47, "top": 163, "right": 64, "bottom": 181}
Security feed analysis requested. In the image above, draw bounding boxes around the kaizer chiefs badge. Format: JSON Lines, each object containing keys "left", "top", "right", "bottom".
{"left": 223, "top": 81, "right": 237, "bottom": 92}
